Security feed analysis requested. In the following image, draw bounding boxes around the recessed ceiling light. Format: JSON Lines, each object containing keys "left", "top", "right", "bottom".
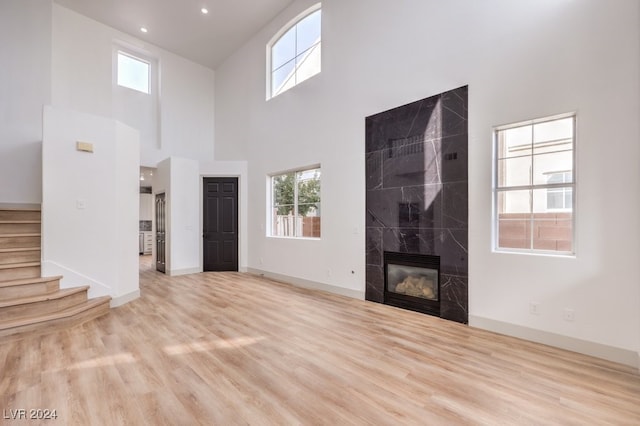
{"left": 140, "top": 27, "right": 148, "bottom": 33}
{"left": 201, "top": 7, "right": 209, "bottom": 15}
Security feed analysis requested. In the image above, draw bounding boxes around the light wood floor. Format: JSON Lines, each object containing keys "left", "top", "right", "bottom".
{"left": 1, "top": 257, "right": 639, "bottom": 425}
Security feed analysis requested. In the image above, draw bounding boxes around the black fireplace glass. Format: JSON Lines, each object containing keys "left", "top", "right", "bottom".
{"left": 387, "top": 264, "right": 438, "bottom": 301}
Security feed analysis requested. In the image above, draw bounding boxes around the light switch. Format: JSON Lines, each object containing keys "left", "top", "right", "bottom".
{"left": 76, "top": 199, "right": 87, "bottom": 210}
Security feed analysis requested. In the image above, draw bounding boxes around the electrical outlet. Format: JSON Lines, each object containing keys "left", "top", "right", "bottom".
{"left": 529, "top": 302, "right": 540, "bottom": 315}
{"left": 563, "top": 308, "right": 575, "bottom": 321}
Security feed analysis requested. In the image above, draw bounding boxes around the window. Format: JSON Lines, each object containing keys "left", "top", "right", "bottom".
{"left": 493, "top": 114, "right": 575, "bottom": 254}
{"left": 271, "top": 167, "right": 321, "bottom": 238}
{"left": 113, "top": 45, "right": 160, "bottom": 149}
{"left": 268, "top": 4, "right": 321, "bottom": 98}
{"left": 117, "top": 51, "right": 150, "bottom": 94}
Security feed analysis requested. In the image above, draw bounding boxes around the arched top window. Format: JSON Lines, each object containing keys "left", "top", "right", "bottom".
{"left": 267, "top": 3, "right": 321, "bottom": 99}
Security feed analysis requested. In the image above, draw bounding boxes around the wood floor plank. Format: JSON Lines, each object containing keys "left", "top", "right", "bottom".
{"left": 0, "top": 256, "right": 639, "bottom": 425}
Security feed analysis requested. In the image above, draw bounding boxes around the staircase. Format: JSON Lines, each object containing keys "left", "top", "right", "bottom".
{"left": 0, "top": 208, "right": 111, "bottom": 339}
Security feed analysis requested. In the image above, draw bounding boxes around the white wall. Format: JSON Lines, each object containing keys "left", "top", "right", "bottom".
{"left": 42, "top": 106, "right": 139, "bottom": 306}
{"left": 51, "top": 4, "right": 215, "bottom": 168}
{"left": 214, "top": 0, "right": 640, "bottom": 364}
{"left": 0, "top": 0, "right": 51, "bottom": 204}
{"left": 168, "top": 157, "right": 200, "bottom": 275}
{"left": 151, "top": 158, "right": 249, "bottom": 275}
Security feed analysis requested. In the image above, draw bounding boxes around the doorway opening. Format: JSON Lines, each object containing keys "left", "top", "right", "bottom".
{"left": 155, "top": 192, "right": 166, "bottom": 273}
{"left": 203, "top": 177, "right": 239, "bottom": 271}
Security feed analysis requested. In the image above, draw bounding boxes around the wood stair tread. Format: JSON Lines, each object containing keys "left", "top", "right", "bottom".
{"left": 0, "top": 207, "right": 110, "bottom": 339}
{"left": 0, "top": 262, "right": 40, "bottom": 269}
{"left": 0, "top": 275, "right": 62, "bottom": 288}
{"left": 0, "top": 220, "right": 41, "bottom": 224}
{"left": 0, "top": 296, "right": 111, "bottom": 331}
{"left": 0, "top": 247, "right": 40, "bottom": 253}
{"left": 0, "top": 286, "right": 89, "bottom": 308}
{"left": 0, "top": 262, "right": 40, "bottom": 270}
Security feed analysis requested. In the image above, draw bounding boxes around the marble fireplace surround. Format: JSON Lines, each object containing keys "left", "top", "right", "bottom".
{"left": 365, "top": 86, "right": 468, "bottom": 324}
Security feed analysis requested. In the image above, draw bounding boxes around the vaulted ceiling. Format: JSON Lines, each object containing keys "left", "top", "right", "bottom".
{"left": 54, "top": 0, "right": 295, "bottom": 69}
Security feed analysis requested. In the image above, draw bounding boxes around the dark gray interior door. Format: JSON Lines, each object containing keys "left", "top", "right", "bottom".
{"left": 203, "top": 177, "right": 238, "bottom": 271}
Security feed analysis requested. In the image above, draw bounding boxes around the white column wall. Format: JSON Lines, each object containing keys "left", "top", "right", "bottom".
{"left": 42, "top": 106, "right": 139, "bottom": 305}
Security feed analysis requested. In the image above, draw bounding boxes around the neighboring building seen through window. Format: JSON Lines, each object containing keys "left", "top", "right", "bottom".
{"left": 117, "top": 51, "right": 150, "bottom": 94}
{"left": 268, "top": 4, "right": 321, "bottom": 98}
{"left": 271, "top": 167, "right": 321, "bottom": 238}
{"left": 546, "top": 171, "right": 573, "bottom": 211}
{"left": 494, "top": 114, "right": 576, "bottom": 254}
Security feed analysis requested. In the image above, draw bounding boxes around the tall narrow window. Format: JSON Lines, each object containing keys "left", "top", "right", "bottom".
{"left": 493, "top": 114, "right": 576, "bottom": 254}
{"left": 113, "top": 45, "right": 160, "bottom": 151}
{"left": 268, "top": 4, "right": 321, "bottom": 98}
{"left": 117, "top": 51, "right": 150, "bottom": 94}
{"left": 271, "top": 167, "right": 321, "bottom": 238}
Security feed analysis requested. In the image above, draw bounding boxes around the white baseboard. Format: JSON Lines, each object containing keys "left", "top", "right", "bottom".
{"left": 110, "top": 289, "right": 140, "bottom": 307}
{"left": 247, "top": 268, "right": 365, "bottom": 300}
{"left": 469, "top": 315, "right": 639, "bottom": 369}
{"left": 168, "top": 267, "right": 201, "bottom": 276}
{"left": 43, "top": 260, "right": 111, "bottom": 296}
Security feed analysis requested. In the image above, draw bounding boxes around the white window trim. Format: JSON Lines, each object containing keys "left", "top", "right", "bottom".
{"left": 265, "top": 2, "right": 322, "bottom": 100}
{"left": 112, "top": 42, "right": 158, "bottom": 94}
{"left": 116, "top": 51, "right": 150, "bottom": 94}
{"left": 492, "top": 112, "right": 577, "bottom": 256}
{"left": 111, "top": 41, "right": 162, "bottom": 149}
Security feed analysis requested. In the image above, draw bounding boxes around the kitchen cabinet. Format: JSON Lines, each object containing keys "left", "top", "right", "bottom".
{"left": 139, "top": 193, "right": 153, "bottom": 221}
{"left": 143, "top": 231, "right": 153, "bottom": 254}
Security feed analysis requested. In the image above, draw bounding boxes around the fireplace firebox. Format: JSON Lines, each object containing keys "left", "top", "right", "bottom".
{"left": 384, "top": 251, "right": 440, "bottom": 317}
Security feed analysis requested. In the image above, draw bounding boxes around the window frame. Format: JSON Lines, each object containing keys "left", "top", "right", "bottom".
{"left": 116, "top": 50, "right": 151, "bottom": 94}
{"left": 268, "top": 165, "right": 321, "bottom": 239}
{"left": 266, "top": 3, "right": 322, "bottom": 100}
{"left": 492, "top": 113, "right": 577, "bottom": 256}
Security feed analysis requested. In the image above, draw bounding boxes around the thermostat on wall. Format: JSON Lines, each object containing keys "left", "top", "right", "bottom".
{"left": 76, "top": 141, "right": 94, "bottom": 153}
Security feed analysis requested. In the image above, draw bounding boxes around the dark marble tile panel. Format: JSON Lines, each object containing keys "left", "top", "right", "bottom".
{"left": 382, "top": 134, "right": 467, "bottom": 188}
{"left": 381, "top": 228, "right": 468, "bottom": 275}
{"left": 366, "top": 95, "right": 441, "bottom": 153}
{"left": 365, "top": 85, "right": 468, "bottom": 325}
{"left": 436, "top": 228, "right": 468, "bottom": 276}
{"left": 382, "top": 138, "right": 442, "bottom": 187}
{"left": 366, "top": 227, "right": 383, "bottom": 266}
{"left": 441, "top": 86, "right": 468, "bottom": 138}
{"left": 440, "top": 133, "right": 468, "bottom": 184}
{"left": 382, "top": 228, "right": 437, "bottom": 256}
{"left": 443, "top": 181, "right": 468, "bottom": 229}
{"left": 365, "top": 264, "right": 384, "bottom": 303}
{"left": 440, "top": 274, "right": 468, "bottom": 323}
{"left": 366, "top": 185, "right": 442, "bottom": 229}
{"left": 366, "top": 151, "right": 383, "bottom": 190}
